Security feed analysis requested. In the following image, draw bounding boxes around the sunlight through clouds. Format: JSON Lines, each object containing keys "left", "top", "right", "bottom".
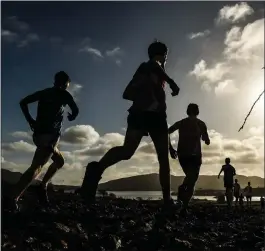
{"left": 3, "top": 121, "right": 264, "bottom": 185}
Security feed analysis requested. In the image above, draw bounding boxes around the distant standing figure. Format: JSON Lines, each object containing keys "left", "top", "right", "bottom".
{"left": 239, "top": 193, "right": 244, "bottom": 208}
{"left": 233, "top": 179, "right": 241, "bottom": 206}
{"left": 168, "top": 103, "right": 210, "bottom": 215}
{"left": 8, "top": 71, "right": 79, "bottom": 211}
{"left": 244, "top": 182, "right": 253, "bottom": 207}
{"left": 218, "top": 158, "right": 236, "bottom": 208}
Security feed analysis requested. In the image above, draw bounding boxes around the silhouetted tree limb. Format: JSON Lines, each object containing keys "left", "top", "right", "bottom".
{"left": 238, "top": 67, "right": 265, "bottom": 132}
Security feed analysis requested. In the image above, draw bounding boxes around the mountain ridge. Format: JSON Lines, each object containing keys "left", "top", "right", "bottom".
{"left": 97, "top": 173, "right": 264, "bottom": 191}
{"left": 2, "top": 168, "right": 264, "bottom": 192}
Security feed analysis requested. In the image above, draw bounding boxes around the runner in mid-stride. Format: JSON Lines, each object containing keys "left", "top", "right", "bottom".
{"left": 218, "top": 158, "right": 236, "bottom": 208}
{"left": 233, "top": 179, "right": 241, "bottom": 206}
{"left": 168, "top": 103, "right": 210, "bottom": 216}
{"left": 80, "top": 40, "right": 180, "bottom": 207}
{"left": 8, "top": 71, "right": 79, "bottom": 210}
{"left": 244, "top": 181, "right": 253, "bottom": 207}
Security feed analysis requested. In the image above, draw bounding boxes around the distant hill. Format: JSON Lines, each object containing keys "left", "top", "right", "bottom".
{"left": 1, "top": 169, "right": 75, "bottom": 192}
{"left": 2, "top": 169, "right": 264, "bottom": 193}
{"left": 98, "top": 173, "right": 264, "bottom": 191}
{"left": 1, "top": 168, "right": 42, "bottom": 195}
{"left": 1, "top": 168, "right": 22, "bottom": 184}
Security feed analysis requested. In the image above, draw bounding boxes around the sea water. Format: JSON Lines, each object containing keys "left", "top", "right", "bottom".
{"left": 109, "top": 191, "right": 261, "bottom": 201}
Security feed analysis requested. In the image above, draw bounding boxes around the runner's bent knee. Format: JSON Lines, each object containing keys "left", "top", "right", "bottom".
{"left": 52, "top": 150, "right": 65, "bottom": 168}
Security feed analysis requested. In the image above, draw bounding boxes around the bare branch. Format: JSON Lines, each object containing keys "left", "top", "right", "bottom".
{"left": 238, "top": 67, "right": 264, "bottom": 132}
{"left": 238, "top": 89, "right": 265, "bottom": 132}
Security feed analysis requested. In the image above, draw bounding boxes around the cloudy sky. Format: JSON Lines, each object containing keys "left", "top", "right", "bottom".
{"left": 1, "top": 2, "right": 264, "bottom": 185}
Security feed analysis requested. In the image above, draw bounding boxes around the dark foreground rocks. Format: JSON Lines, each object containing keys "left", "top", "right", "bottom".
{"left": 2, "top": 194, "right": 264, "bottom": 251}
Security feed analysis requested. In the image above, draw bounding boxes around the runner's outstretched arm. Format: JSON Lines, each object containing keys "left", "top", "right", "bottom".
{"left": 168, "top": 121, "right": 181, "bottom": 134}
{"left": 19, "top": 91, "right": 43, "bottom": 131}
{"left": 218, "top": 167, "right": 224, "bottom": 179}
{"left": 155, "top": 64, "right": 180, "bottom": 96}
{"left": 67, "top": 96, "right": 79, "bottom": 121}
{"left": 168, "top": 121, "right": 181, "bottom": 159}
{"left": 201, "top": 122, "right": 210, "bottom": 145}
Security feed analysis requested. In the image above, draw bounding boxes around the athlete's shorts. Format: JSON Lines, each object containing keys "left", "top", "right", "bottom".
{"left": 33, "top": 133, "right": 60, "bottom": 152}
{"left": 127, "top": 111, "right": 168, "bottom": 136}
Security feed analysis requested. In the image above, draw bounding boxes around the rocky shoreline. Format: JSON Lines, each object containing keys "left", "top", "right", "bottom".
{"left": 2, "top": 194, "right": 264, "bottom": 251}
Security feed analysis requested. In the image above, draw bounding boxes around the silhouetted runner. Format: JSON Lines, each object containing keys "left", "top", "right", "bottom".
{"left": 80, "top": 41, "right": 180, "bottom": 206}
{"left": 168, "top": 103, "right": 210, "bottom": 215}
{"left": 8, "top": 71, "right": 79, "bottom": 210}
{"left": 233, "top": 179, "right": 241, "bottom": 206}
{"left": 244, "top": 181, "right": 253, "bottom": 207}
{"left": 218, "top": 158, "right": 236, "bottom": 208}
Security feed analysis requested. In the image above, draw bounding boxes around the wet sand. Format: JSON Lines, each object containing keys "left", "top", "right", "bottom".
{"left": 2, "top": 194, "right": 264, "bottom": 251}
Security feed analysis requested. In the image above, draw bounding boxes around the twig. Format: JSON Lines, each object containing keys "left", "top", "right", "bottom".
{"left": 238, "top": 89, "right": 265, "bottom": 132}
{"left": 238, "top": 67, "right": 265, "bottom": 132}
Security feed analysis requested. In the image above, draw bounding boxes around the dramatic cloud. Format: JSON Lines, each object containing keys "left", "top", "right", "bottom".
{"left": 106, "top": 47, "right": 122, "bottom": 57}
{"left": 61, "top": 151, "right": 87, "bottom": 167}
{"left": 214, "top": 79, "right": 239, "bottom": 96}
{"left": 2, "top": 140, "right": 35, "bottom": 154}
{"left": 97, "top": 133, "right": 124, "bottom": 146}
{"left": 201, "top": 130, "right": 263, "bottom": 166}
{"left": 223, "top": 18, "right": 264, "bottom": 61}
{"left": 138, "top": 142, "right": 156, "bottom": 155}
{"left": 79, "top": 39, "right": 123, "bottom": 65}
{"left": 190, "top": 16, "right": 264, "bottom": 95}
{"left": 3, "top": 123, "right": 263, "bottom": 185}
{"left": 105, "top": 47, "right": 123, "bottom": 65}
{"left": 68, "top": 83, "right": 83, "bottom": 98}
{"left": 77, "top": 132, "right": 125, "bottom": 157}
{"left": 79, "top": 46, "right": 104, "bottom": 58}
{"left": 10, "top": 131, "right": 32, "bottom": 140}
{"left": 2, "top": 17, "right": 40, "bottom": 48}
{"left": 61, "top": 125, "right": 100, "bottom": 145}
{"left": 77, "top": 144, "right": 110, "bottom": 157}
{"left": 1, "top": 29, "right": 18, "bottom": 43}
{"left": 216, "top": 2, "right": 254, "bottom": 25}
{"left": 188, "top": 30, "right": 210, "bottom": 40}
{"left": 190, "top": 60, "right": 231, "bottom": 91}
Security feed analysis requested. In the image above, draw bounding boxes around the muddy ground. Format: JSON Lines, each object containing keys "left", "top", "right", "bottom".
{"left": 2, "top": 193, "right": 264, "bottom": 251}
